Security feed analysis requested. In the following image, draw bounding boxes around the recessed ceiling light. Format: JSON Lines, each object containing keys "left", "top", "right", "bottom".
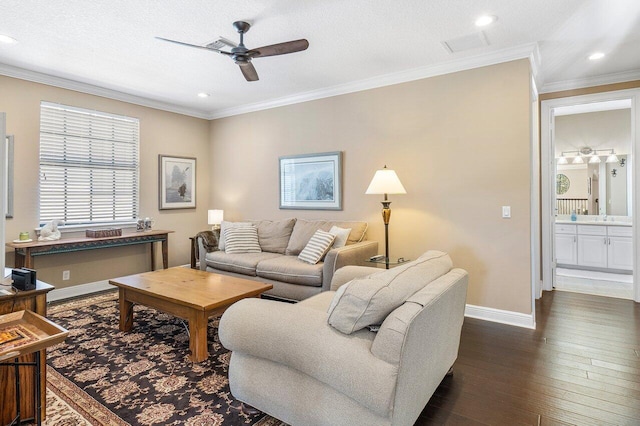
{"left": 475, "top": 15, "right": 497, "bottom": 27}
{"left": 588, "top": 52, "right": 605, "bottom": 60}
{"left": 0, "top": 34, "right": 17, "bottom": 44}
{"left": 197, "top": 93, "right": 210, "bottom": 98}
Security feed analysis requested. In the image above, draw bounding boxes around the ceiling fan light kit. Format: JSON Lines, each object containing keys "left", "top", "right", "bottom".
{"left": 156, "top": 21, "right": 309, "bottom": 82}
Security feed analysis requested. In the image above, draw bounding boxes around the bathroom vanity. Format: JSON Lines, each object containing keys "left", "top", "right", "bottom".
{"left": 555, "top": 219, "right": 633, "bottom": 272}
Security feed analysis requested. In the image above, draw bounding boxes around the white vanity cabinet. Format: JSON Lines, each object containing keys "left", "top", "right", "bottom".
{"left": 606, "top": 226, "right": 634, "bottom": 270}
{"left": 577, "top": 225, "right": 608, "bottom": 268}
{"left": 555, "top": 224, "right": 577, "bottom": 265}
{"left": 555, "top": 222, "right": 633, "bottom": 271}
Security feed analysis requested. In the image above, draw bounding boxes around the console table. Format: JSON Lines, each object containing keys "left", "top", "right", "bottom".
{"left": 6, "top": 230, "right": 174, "bottom": 270}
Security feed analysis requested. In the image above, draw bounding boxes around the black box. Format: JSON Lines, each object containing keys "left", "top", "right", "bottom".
{"left": 12, "top": 268, "right": 36, "bottom": 291}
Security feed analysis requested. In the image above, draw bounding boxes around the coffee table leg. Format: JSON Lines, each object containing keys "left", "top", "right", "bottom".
{"left": 119, "top": 289, "right": 133, "bottom": 332}
{"left": 188, "top": 310, "right": 208, "bottom": 362}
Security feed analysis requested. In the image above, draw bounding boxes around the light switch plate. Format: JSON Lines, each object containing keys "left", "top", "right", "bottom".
{"left": 502, "top": 206, "right": 511, "bottom": 218}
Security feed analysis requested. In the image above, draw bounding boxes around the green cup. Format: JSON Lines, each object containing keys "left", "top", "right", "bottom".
{"left": 19, "top": 232, "right": 29, "bottom": 240}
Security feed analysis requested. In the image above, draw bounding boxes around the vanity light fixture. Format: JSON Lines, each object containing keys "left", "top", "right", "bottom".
{"left": 557, "top": 148, "right": 620, "bottom": 165}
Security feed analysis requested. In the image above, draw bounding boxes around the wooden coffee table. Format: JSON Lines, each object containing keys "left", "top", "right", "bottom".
{"left": 109, "top": 267, "right": 272, "bottom": 362}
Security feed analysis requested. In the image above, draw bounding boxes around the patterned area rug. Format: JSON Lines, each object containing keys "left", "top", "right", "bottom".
{"left": 44, "top": 291, "right": 286, "bottom": 426}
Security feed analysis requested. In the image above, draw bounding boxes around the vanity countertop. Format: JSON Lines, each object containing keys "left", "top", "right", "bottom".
{"left": 555, "top": 220, "right": 632, "bottom": 227}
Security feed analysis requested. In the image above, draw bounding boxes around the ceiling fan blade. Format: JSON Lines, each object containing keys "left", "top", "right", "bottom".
{"left": 155, "top": 37, "right": 231, "bottom": 56}
{"left": 239, "top": 62, "right": 259, "bottom": 81}
{"left": 248, "top": 39, "right": 309, "bottom": 58}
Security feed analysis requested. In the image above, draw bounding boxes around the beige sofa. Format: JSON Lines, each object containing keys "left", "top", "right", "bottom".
{"left": 197, "top": 218, "right": 378, "bottom": 301}
{"left": 219, "top": 251, "right": 468, "bottom": 426}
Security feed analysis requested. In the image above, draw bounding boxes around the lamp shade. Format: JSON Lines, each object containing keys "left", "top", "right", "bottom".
{"left": 208, "top": 209, "right": 224, "bottom": 225}
{"left": 365, "top": 167, "right": 407, "bottom": 195}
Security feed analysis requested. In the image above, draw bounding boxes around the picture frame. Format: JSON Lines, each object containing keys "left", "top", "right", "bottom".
{"left": 158, "top": 155, "right": 196, "bottom": 210}
{"left": 279, "top": 151, "right": 342, "bottom": 210}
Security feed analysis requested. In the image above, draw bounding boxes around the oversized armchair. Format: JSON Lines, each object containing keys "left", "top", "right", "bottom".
{"left": 219, "top": 251, "right": 468, "bottom": 426}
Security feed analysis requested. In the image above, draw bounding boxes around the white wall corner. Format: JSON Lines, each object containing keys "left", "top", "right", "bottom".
{"left": 465, "top": 304, "right": 536, "bottom": 329}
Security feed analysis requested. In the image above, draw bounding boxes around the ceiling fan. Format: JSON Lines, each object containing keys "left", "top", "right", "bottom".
{"left": 156, "top": 21, "right": 309, "bottom": 82}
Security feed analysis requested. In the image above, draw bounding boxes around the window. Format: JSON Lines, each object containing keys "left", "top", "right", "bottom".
{"left": 39, "top": 102, "right": 139, "bottom": 226}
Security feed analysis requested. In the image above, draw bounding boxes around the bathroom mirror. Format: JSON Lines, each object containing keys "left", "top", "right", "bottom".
{"left": 554, "top": 106, "right": 632, "bottom": 217}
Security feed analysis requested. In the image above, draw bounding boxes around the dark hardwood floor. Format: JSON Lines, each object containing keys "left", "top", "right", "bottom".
{"left": 417, "top": 290, "right": 640, "bottom": 425}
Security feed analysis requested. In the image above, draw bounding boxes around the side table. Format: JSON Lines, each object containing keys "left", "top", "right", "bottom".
{"left": 0, "top": 280, "right": 54, "bottom": 424}
{"left": 365, "top": 256, "right": 410, "bottom": 269}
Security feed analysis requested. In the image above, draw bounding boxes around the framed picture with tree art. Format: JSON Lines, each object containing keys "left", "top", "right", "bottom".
{"left": 159, "top": 155, "right": 196, "bottom": 210}
{"left": 279, "top": 151, "right": 342, "bottom": 210}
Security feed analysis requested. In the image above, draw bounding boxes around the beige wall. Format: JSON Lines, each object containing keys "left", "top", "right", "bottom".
{"left": 209, "top": 59, "right": 533, "bottom": 314}
{"left": 0, "top": 75, "right": 210, "bottom": 288}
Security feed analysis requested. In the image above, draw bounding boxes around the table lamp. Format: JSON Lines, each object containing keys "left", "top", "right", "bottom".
{"left": 208, "top": 209, "right": 224, "bottom": 231}
{"left": 365, "top": 166, "right": 406, "bottom": 269}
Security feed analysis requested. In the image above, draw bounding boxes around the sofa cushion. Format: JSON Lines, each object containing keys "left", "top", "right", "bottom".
{"left": 218, "top": 221, "right": 252, "bottom": 251}
{"left": 254, "top": 218, "right": 296, "bottom": 254}
{"left": 224, "top": 225, "right": 262, "bottom": 254}
{"left": 285, "top": 220, "right": 368, "bottom": 255}
{"left": 206, "top": 251, "right": 281, "bottom": 276}
{"left": 327, "top": 251, "right": 452, "bottom": 334}
{"left": 256, "top": 256, "right": 324, "bottom": 287}
{"left": 298, "top": 230, "right": 336, "bottom": 264}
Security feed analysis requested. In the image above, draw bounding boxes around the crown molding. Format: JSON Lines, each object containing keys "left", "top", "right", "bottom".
{"left": 208, "top": 42, "right": 540, "bottom": 119}
{"left": 540, "top": 69, "right": 640, "bottom": 94}
{"left": 0, "top": 63, "right": 210, "bottom": 119}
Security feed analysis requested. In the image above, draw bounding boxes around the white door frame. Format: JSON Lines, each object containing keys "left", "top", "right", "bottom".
{"left": 541, "top": 89, "right": 640, "bottom": 303}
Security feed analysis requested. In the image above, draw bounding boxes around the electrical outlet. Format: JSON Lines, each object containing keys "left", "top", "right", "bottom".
{"left": 63, "top": 270, "right": 70, "bottom": 280}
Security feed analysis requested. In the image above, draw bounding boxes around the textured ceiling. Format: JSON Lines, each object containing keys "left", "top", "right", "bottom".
{"left": 1, "top": 0, "right": 639, "bottom": 119}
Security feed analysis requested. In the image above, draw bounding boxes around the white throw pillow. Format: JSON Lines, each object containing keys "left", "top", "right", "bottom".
{"left": 223, "top": 225, "right": 262, "bottom": 254}
{"left": 298, "top": 230, "right": 336, "bottom": 264}
{"left": 329, "top": 226, "right": 351, "bottom": 249}
{"left": 327, "top": 251, "right": 453, "bottom": 334}
{"left": 218, "top": 221, "right": 252, "bottom": 251}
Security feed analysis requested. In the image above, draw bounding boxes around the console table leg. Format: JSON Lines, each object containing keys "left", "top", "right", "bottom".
{"left": 162, "top": 239, "right": 168, "bottom": 269}
{"left": 150, "top": 242, "right": 156, "bottom": 271}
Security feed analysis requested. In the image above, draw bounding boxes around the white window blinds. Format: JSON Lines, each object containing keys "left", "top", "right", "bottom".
{"left": 39, "top": 102, "right": 140, "bottom": 226}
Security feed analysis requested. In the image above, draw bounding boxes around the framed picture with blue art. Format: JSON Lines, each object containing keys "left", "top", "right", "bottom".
{"left": 279, "top": 151, "right": 342, "bottom": 210}
{"left": 158, "top": 155, "right": 196, "bottom": 210}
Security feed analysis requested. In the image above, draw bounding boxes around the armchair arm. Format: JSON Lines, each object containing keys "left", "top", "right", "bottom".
{"left": 321, "top": 240, "right": 378, "bottom": 291}
{"left": 219, "top": 298, "right": 396, "bottom": 417}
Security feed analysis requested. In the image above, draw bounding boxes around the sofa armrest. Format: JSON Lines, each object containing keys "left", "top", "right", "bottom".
{"left": 330, "top": 265, "right": 380, "bottom": 291}
{"left": 321, "top": 240, "right": 378, "bottom": 291}
{"left": 219, "top": 298, "right": 397, "bottom": 417}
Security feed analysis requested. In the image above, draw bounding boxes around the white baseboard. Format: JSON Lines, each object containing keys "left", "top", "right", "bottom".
{"left": 47, "top": 280, "right": 115, "bottom": 302}
{"left": 465, "top": 304, "right": 536, "bottom": 329}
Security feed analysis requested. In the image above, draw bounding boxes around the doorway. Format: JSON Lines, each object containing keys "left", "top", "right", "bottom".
{"left": 541, "top": 89, "right": 640, "bottom": 303}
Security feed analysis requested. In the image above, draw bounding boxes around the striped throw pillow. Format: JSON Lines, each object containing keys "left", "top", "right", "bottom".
{"left": 224, "top": 225, "right": 262, "bottom": 254}
{"left": 298, "top": 230, "right": 336, "bottom": 264}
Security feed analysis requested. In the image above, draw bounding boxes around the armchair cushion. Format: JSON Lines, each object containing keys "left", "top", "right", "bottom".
{"left": 327, "top": 251, "right": 452, "bottom": 334}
